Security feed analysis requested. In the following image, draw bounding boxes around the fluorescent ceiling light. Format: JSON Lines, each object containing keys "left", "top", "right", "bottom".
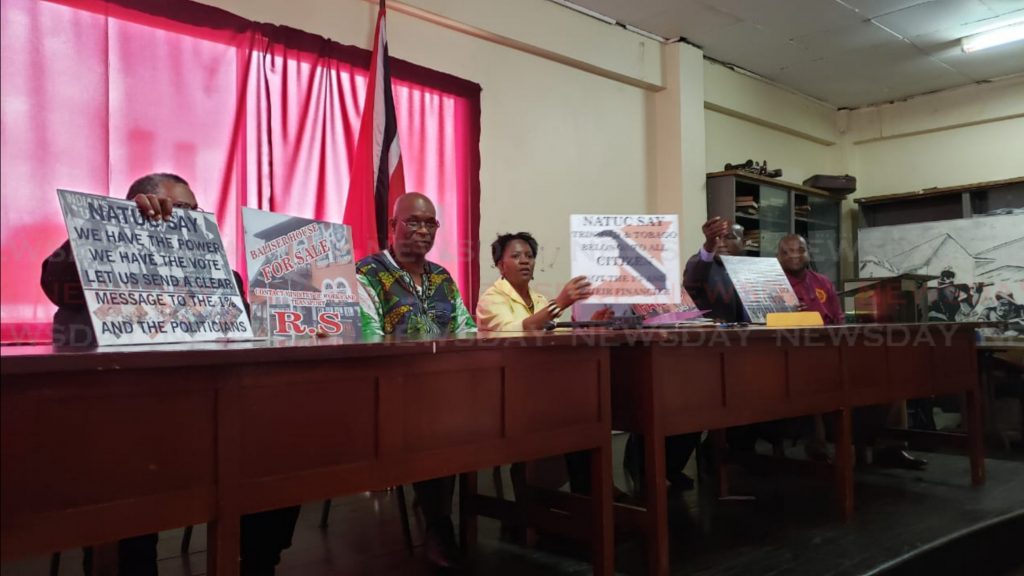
{"left": 961, "top": 21, "right": 1024, "bottom": 53}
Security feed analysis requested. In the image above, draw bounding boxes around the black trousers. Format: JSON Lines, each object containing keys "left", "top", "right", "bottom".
{"left": 564, "top": 450, "right": 594, "bottom": 495}
{"left": 82, "top": 533, "right": 159, "bottom": 576}
{"left": 413, "top": 475, "right": 456, "bottom": 531}
{"left": 564, "top": 432, "right": 701, "bottom": 495}
{"left": 240, "top": 506, "right": 303, "bottom": 576}
{"left": 84, "top": 506, "right": 301, "bottom": 576}
{"left": 624, "top": 432, "right": 700, "bottom": 482}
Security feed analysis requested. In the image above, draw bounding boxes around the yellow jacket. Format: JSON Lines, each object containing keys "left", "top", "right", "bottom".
{"left": 475, "top": 277, "right": 551, "bottom": 332}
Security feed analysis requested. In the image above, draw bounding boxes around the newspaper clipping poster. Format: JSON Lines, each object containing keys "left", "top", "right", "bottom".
{"left": 57, "top": 189, "right": 252, "bottom": 345}
{"left": 242, "top": 207, "right": 361, "bottom": 339}
{"left": 719, "top": 255, "right": 800, "bottom": 323}
{"left": 570, "top": 215, "right": 680, "bottom": 304}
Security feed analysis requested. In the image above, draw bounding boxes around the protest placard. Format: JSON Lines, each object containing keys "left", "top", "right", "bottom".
{"left": 720, "top": 255, "right": 800, "bottom": 323}
{"left": 242, "top": 208, "right": 361, "bottom": 338}
{"left": 57, "top": 189, "right": 252, "bottom": 345}
{"left": 570, "top": 214, "right": 680, "bottom": 304}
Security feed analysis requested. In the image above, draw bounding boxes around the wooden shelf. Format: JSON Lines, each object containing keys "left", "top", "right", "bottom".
{"left": 708, "top": 169, "right": 833, "bottom": 198}
{"left": 854, "top": 176, "right": 1024, "bottom": 206}
{"left": 857, "top": 177, "right": 1024, "bottom": 227}
{"left": 709, "top": 170, "right": 844, "bottom": 287}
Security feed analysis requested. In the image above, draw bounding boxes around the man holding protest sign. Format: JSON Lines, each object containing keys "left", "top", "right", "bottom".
{"left": 41, "top": 173, "right": 212, "bottom": 346}
{"left": 39, "top": 172, "right": 300, "bottom": 576}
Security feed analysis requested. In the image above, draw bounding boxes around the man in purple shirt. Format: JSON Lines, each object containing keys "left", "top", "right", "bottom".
{"left": 776, "top": 234, "right": 926, "bottom": 469}
{"left": 776, "top": 234, "right": 842, "bottom": 324}
{"left": 777, "top": 234, "right": 840, "bottom": 460}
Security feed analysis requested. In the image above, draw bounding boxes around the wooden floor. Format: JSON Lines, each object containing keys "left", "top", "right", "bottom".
{"left": 4, "top": 435, "right": 1023, "bottom": 576}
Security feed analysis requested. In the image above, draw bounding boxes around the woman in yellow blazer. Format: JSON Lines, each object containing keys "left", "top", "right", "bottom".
{"left": 475, "top": 232, "right": 599, "bottom": 496}
{"left": 476, "top": 232, "right": 592, "bottom": 332}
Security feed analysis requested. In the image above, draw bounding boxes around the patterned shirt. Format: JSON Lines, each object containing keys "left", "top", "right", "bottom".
{"left": 356, "top": 250, "right": 476, "bottom": 337}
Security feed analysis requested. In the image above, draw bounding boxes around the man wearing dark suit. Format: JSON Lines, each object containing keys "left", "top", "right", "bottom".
{"left": 40, "top": 173, "right": 301, "bottom": 576}
{"left": 682, "top": 218, "right": 783, "bottom": 455}
{"left": 683, "top": 217, "right": 746, "bottom": 323}
{"left": 626, "top": 218, "right": 750, "bottom": 490}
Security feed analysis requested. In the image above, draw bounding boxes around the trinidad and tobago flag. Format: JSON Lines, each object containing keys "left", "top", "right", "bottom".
{"left": 344, "top": 0, "right": 406, "bottom": 258}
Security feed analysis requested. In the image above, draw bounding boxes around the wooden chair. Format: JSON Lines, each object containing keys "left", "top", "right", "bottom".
{"left": 319, "top": 486, "right": 415, "bottom": 555}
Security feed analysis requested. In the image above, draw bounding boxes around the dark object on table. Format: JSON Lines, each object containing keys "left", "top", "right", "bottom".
{"left": 725, "top": 159, "right": 782, "bottom": 178}
{"left": 725, "top": 159, "right": 755, "bottom": 171}
{"left": 545, "top": 316, "right": 644, "bottom": 331}
{"left": 804, "top": 174, "right": 857, "bottom": 196}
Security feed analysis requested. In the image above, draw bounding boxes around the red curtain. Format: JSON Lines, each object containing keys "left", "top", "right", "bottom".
{"left": 0, "top": 0, "right": 481, "bottom": 342}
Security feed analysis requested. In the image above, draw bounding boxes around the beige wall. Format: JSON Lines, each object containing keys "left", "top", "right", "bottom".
{"left": 842, "top": 75, "right": 1024, "bottom": 199}
{"left": 703, "top": 60, "right": 841, "bottom": 187}
{"left": 704, "top": 110, "right": 840, "bottom": 185}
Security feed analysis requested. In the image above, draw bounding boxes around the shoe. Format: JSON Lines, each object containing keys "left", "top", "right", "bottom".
{"left": 424, "top": 518, "right": 461, "bottom": 569}
{"left": 623, "top": 436, "right": 643, "bottom": 492}
{"left": 874, "top": 447, "right": 928, "bottom": 470}
{"left": 804, "top": 440, "right": 831, "bottom": 463}
{"left": 666, "top": 471, "right": 695, "bottom": 492}
{"left": 612, "top": 486, "right": 630, "bottom": 502}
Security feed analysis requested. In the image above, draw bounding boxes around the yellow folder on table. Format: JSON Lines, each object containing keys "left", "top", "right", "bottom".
{"left": 765, "top": 311, "right": 824, "bottom": 327}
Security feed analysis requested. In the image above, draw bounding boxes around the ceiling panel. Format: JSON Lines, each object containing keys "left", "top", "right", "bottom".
{"left": 768, "top": 58, "right": 868, "bottom": 105}
{"left": 690, "top": 21, "right": 810, "bottom": 75}
{"left": 698, "top": 0, "right": 862, "bottom": 38}
{"left": 566, "top": 0, "right": 666, "bottom": 23}
{"left": 873, "top": 0, "right": 998, "bottom": 38}
{"left": 558, "top": 0, "right": 1024, "bottom": 108}
{"left": 774, "top": 40, "right": 973, "bottom": 107}
{"left": 839, "top": 0, "right": 932, "bottom": 18}
{"left": 790, "top": 20, "right": 903, "bottom": 58}
{"left": 934, "top": 41, "right": 1024, "bottom": 81}
{"left": 635, "top": 2, "right": 741, "bottom": 41}
{"left": 909, "top": 9, "right": 1024, "bottom": 49}
{"left": 830, "top": 43, "right": 973, "bottom": 104}
{"left": 979, "top": 0, "right": 1024, "bottom": 11}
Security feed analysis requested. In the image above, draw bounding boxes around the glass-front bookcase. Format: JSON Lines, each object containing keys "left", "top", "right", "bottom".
{"left": 707, "top": 170, "right": 843, "bottom": 286}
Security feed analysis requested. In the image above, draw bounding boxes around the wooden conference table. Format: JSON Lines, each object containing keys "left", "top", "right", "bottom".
{"left": 606, "top": 322, "right": 984, "bottom": 576}
{"left": 0, "top": 333, "right": 615, "bottom": 576}
{"left": 1, "top": 323, "right": 983, "bottom": 576}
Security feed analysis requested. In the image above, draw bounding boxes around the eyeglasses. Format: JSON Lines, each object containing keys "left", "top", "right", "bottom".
{"left": 401, "top": 218, "right": 440, "bottom": 232}
{"left": 172, "top": 202, "right": 204, "bottom": 212}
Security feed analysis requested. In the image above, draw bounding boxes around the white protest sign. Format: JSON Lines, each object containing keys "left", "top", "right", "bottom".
{"left": 719, "top": 255, "right": 800, "bottom": 323}
{"left": 570, "top": 214, "right": 680, "bottom": 304}
{"left": 57, "top": 189, "right": 253, "bottom": 345}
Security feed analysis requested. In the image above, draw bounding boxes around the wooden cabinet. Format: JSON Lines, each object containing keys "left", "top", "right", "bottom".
{"left": 707, "top": 170, "right": 844, "bottom": 286}
{"left": 856, "top": 177, "right": 1024, "bottom": 227}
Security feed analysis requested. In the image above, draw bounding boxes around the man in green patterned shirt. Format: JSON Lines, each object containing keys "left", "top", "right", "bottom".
{"left": 355, "top": 191, "right": 475, "bottom": 568}
{"left": 356, "top": 193, "right": 475, "bottom": 337}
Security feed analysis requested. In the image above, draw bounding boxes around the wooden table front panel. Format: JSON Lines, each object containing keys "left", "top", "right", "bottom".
{"left": 1, "top": 368, "right": 217, "bottom": 560}
{"left": 225, "top": 346, "right": 609, "bottom": 520}
{"left": 844, "top": 326, "right": 977, "bottom": 406}
{"left": 3, "top": 343, "right": 611, "bottom": 564}
{"left": 612, "top": 325, "right": 977, "bottom": 436}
